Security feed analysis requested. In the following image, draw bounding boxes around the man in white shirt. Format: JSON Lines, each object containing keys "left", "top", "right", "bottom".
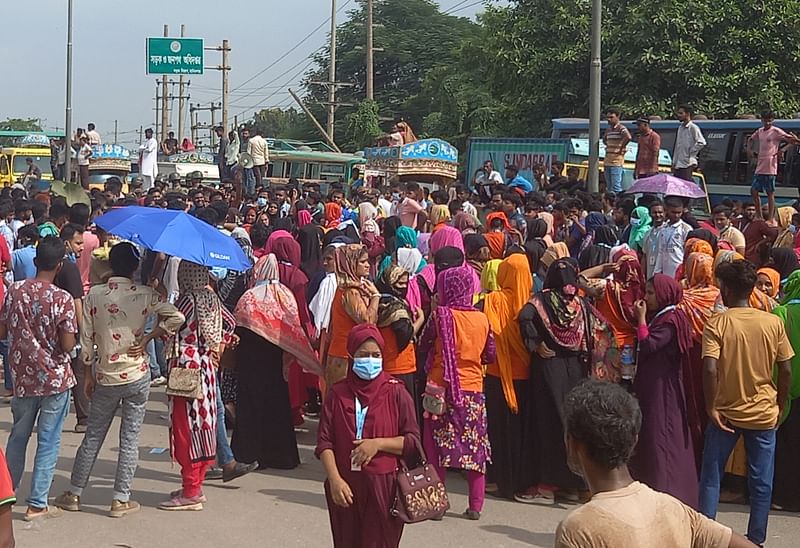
{"left": 474, "top": 160, "right": 504, "bottom": 203}
{"left": 85, "top": 123, "right": 101, "bottom": 146}
{"left": 138, "top": 128, "right": 159, "bottom": 191}
{"left": 672, "top": 104, "right": 706, "bottom": 181}
{"left": 642, "top": 199, "right": 665, "bottom": 280}
{"left": 77, "top": 135, "right": 93, "bottom": 190}
{"left": 247, "top": 129, "right": 269, "bottom": 188}
{"left": 653, "top": 197, "right": 692, "bottom": 278}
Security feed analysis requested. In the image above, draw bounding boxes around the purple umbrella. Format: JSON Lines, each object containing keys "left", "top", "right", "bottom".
{"left": 625, "top": 173, "right": 706, "bottom": 198}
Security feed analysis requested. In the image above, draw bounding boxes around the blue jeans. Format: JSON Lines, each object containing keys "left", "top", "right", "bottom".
{"left": 698, "top": 422, "right": 776, "bottom": 545}
{"left": 216, "top": 379, "right": 234, "bottom": 467}
{"left": 605, "top": 166, "right": 624, "bottom": 193}
{"left": 0, "top": 340, "right": 10, "bottom": 391}
{"left": 145, "top": 315, "right": 168, "bottom": 379}
{"left": 244, "top": 168, "right": 256, "bottom": 197}
{"left": 6, "top": 390, "right": 71, "bottom": 508}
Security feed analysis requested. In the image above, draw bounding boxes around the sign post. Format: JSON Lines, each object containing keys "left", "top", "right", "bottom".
{"left": 146, "top": 37, "right": 204, "bottom": 75}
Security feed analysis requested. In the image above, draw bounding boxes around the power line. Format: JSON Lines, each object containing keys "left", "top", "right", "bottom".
{"left": 233, "top": 58, "right": 318, "bottom": 120}
{"left": 442, "top": 0, "right": 473, "bottom": 15}
{"left": 217, "top": 0, "right": 353, "bottom": 101}
{"left": 444, "top": 0, "right": 483, "bottom": 15}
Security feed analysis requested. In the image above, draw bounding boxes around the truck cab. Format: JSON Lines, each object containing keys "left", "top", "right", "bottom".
{"left": 0, "top": 146, "right": 53, "bottom": 187}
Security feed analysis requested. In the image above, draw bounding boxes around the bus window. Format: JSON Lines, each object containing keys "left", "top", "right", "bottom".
{"left": 0, "top": 156, "right": 7, "bottom": 176}
{"left": 697, "top": 132, "right": 732, "bottom": 184}
{"left": 308, "top": 163, "right": 321, "bottom": 179}
{"left": 735, "top": 131, "right": 755, "bottom": 185}
{"left": 657, "top": 128, "right": 678, "bottom": 153}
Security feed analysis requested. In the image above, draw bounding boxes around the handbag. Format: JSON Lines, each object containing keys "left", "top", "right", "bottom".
{"left": 421, "top": 380, "right": 446, "bottom": 417}
{"left": 166, "top": 366, "right": 202, "bottom": 399}
{"left": 391, "top": 435, "right": 450, "bottom": 523}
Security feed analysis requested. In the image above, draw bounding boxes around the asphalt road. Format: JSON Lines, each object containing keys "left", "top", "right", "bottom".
{"left": 3, "top": 388, "right": 798, "bottom": 547}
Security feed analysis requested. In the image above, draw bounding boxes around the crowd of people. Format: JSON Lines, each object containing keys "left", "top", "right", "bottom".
{"left": 0, "top": 129, "right": 799, "bottom": 546}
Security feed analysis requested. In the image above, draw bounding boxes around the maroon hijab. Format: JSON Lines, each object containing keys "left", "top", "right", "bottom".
{"left": 337, "top": 324, "right": 390, "bottom": 408}
{"left": 651, "top": 274, "right": 693, "bottom": 354}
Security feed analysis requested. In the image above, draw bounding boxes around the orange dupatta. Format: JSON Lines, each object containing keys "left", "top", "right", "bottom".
{"left": 482, "top": 253, "right": 532, "bottom": 413}
{"left": 678, "top": 252, "right": 721, "bottom": 341}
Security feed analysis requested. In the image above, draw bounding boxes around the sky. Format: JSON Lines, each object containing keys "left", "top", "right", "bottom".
{"left": 1, "top": 0, "right": 490, "bottom": 148}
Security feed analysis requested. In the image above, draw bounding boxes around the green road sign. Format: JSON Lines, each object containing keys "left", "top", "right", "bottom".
{"left": 146, "top": 37, "right": 204, "bottom": 75}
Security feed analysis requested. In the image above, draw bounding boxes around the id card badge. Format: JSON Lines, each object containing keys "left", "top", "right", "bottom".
{"left": 352, "top": 397, "right": 368, "bottom": 472}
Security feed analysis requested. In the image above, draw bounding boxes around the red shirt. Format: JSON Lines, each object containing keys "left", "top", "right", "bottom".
{"left": 635, "top": 130, "right": 662, "bottom": 176}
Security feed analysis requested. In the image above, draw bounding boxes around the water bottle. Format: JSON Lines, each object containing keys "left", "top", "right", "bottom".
{"left": 621, "top": 344, "right": 636, "bottom": 381}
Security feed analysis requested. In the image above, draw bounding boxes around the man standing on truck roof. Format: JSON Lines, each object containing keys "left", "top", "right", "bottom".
{"left": 86, "top": 123, "right": 101, "bottom": 146}
{"left": 247, "top": 129, "right": 269, "bottom": 189}
{"left": 138, "top": 128, "right": 159, "bottom": 192}
{"left": 634, "top": 117, "right": 661, "bottom": 179}
{"left": 672, "top": 104, "right": 706, "bottom": 182}
{"left": 603, "top": 107, "right": 631, "bottom": 193}
{"left": 747, "top": 110, "right": 800, "bottom": 222}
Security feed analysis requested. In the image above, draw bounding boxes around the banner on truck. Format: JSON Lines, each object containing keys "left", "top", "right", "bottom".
{"left": 465, "top": 138, "right": 569, "bottom": 188}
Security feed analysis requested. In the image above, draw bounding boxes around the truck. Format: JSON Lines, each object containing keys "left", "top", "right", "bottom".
{"left": 464, "top": 137, "right": 570, "bottom": 188}
{"left": 0, "top": 134, "right": 54, "bottom": 187}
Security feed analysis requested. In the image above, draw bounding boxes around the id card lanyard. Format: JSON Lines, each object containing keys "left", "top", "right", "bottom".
{"left": 355, "top": 398, "right": 368, "bottom": 440}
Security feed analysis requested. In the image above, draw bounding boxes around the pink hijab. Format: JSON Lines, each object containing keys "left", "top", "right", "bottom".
{"left": 538, "top": 212, "right": 555, "bottom": 247}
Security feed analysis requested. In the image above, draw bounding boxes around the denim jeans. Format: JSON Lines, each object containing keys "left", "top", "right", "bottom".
{"left": 605, "top": 165, "right": 624, "bottom": 193}
{"left": 215, "top": 379, "right": 234, "bottom": 467}
{"left": 145, "top": 314, "right": 168, "bottom": 379}
{"left": 6, "top": 390, "right": 71, "bottom": 508}
{"left": 0, "top": 340, "right": 10, "bottom": 391}
{"left": 698, "top": 422, "right": 776, "bottom": 545}
{"left": 244, "top": 168, "right": 256, "bottom": 197}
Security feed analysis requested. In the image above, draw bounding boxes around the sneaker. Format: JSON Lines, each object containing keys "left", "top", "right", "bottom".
{"left": 54, "top": 492, "right": 80, "bottom": 512}
{"left": 158, "top": 495, "right": 203, "bottom": 511}
{"left": 24, "top": 506, "right": 63, "bottom": 521}
{"left": 462, "top": 509, "right": 480, "bottom": 521}
{"left": 150, "top": 376, "right": 167, "bottom": 387}
{"left": 109, "top": 500, "right": 140, "bottom": 518}
{"left": 170, "top": 489, "right": 207, "bottom": 503}
{"left": 514, "top": 488, "right": 555, "bottom": 505}
{"left": 222, "top": 461, "right": 258, "bottom": 483}
{"left": 204, "top": 466, "right": 224, "bottom": 481}
{"left": 74, "top": 424, "right": 87, "bottom": 433}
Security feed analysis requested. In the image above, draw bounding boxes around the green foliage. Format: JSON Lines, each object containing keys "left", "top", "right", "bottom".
{"left": 475, "top": 0, "right": 800, "bottom": 135}
{"left": 305, "top": 0, "right": 479, "bottom": 142}
{"left": 345, "top": 100, "right": 382, "bottom": 149}
{"left": 249, "top": 108, "right": 317, "bottom": 140}
{"left": 0, "top": 118, "right": 42, "bottom": 132}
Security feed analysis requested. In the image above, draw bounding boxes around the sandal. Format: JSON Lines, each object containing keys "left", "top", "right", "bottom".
{"left": 24, "top": 506, "right": 63, "bottom": 521}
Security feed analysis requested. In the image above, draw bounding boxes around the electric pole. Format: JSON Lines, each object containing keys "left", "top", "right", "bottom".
{"left": 328, "top": 0, "right": 337, "bottom": 139}
{"left": 222, "top": 39, "right": 230, "bottom": 131}
{"left": 178, "top": 24, "right": 186, "bottom": 141}
{"left": 366, "top": 0, "right": 374, "bottom": 101}
{"left": 64, "top": 0, "right": 73, "bottom": 183}
{"left": 588, "top": 0, "right": 602, "bottom": 193}
{"left": 114, "top": 119, "right": 118, "bottom": 144}
{"left": 189, "top": 102, "right": 221, "bottom": 152}
{"left": 161, "top": 24, "right": 169, "bottom": 143}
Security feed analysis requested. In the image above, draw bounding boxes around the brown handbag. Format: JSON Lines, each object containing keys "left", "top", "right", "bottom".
{"left": 390, "top": 435, "right": 450, "bottom": 523}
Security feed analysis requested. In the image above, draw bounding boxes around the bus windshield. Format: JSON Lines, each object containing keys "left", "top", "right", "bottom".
{"left": 12, "top": 155, "right": 51, "bottom": 175}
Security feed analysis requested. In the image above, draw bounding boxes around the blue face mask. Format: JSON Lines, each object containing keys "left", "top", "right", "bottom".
{"left": 789, "top": 224, "right": 797, "bottom": 234}
{"left": 257, "top": 197, "right": 268, "bottom": 208}
{"left": 352, "top": 357, "right": 383, "bottom": 380}
{"left": 66, "top": 252, "right": 77, "bottom": 263}
{"left": 630, "top": 217, "right": 641, "bottom": 227}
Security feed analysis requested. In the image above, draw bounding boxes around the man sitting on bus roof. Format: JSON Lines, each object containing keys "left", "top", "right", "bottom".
{"left": 505, "top": 164, "right": 532, "bottom": 195}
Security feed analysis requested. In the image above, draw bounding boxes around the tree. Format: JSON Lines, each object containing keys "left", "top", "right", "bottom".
{"left": 345, "top": 100, "right": 381, "bottom": 150}
{"left": 249, "top": 108, "right": 318, "bottom": 141}
{"left": 0, "top": 118, "right": 42, "bottom": 133}
{"left": 304, "top": 0, "right": 478, "bottom": 143}
{"left": 472, "top": 0, "right": 800, "bottom": 135}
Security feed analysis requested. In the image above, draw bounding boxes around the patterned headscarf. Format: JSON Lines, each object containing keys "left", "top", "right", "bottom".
{"left": 334, "top": 244, "right": 367, "bottom": 287}
{"left": 178, "top": 261, "right": 224, "bottom": 349}
{"left": 430, "top": 204, "right": 452, "bottom": 227}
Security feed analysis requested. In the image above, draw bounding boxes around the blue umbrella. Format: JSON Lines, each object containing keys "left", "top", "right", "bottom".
{"left": 95, "top": 206, "right": 252, "bottom": 271}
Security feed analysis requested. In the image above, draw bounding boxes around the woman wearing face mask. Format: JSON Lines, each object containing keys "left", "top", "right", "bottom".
{"left": 324, "top": 245, "right": 380, "bottom": 387}
{"left": 316, "top": 324, "right": 420, "bottom": 548}
{"left": 628, "top": 206, "right": 652, "bottom": 254}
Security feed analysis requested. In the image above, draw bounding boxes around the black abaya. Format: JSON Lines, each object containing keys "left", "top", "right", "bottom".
{"left": 231, "top": 327, "right": 300, "bottom": 469}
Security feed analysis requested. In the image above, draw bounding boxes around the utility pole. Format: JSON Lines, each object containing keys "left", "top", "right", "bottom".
{"left": 328, "top": 0, "right": 337, "bottom": 139}
{"left": 64, "top": 0, "right": 73, "bottom": 183}
{"left": 222, "top": 39, "right": 230, "bottom": 131}
{"left": 161, "top": 25, "right": 169, "bottom": 143}
{"left": 138, "top": 126, "right": 143, "bottom": 146}
{"left": 366, "top": 0, "right": 374, "bottom": 101}
{"left": 289, "top": 89, "right": 341, "bottom": 152}
{"left": 588, "top": 0, "right": 602, "bottom": 193}
{"left": 178, "top": 24, "right": 186, "bottom": 142}
{"left": 114, "top": 119, "right": 118, "bottom": 144}
{"left": 189, "top": 102, "right": 221, "bottom": 152}
{"left": 154, "top": 81, "right": 161, "bottom": 139}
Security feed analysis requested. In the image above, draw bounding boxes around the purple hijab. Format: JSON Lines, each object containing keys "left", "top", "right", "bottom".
{"left": 429, "top": 265, "right": 475, "bottom": 407}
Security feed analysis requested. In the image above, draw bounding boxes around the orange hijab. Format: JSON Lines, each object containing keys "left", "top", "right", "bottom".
{"left": 483, "top": 253, "right": 532, "bottom": 413}
{"left": 678, "top": 252, "right": 721, "bottom": 341}
{"left": 757, "top": 267, "right": 781, "bottom": 298}
{"left": 714, "top": 250, "right": 777, "bottom": 311}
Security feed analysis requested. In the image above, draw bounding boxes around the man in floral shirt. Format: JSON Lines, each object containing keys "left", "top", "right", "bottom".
{"left": 54, "top": 242, "right": 184, "bottom": 518}
{"left": 0, "top": 236, "right": 78, "bottom": 521}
